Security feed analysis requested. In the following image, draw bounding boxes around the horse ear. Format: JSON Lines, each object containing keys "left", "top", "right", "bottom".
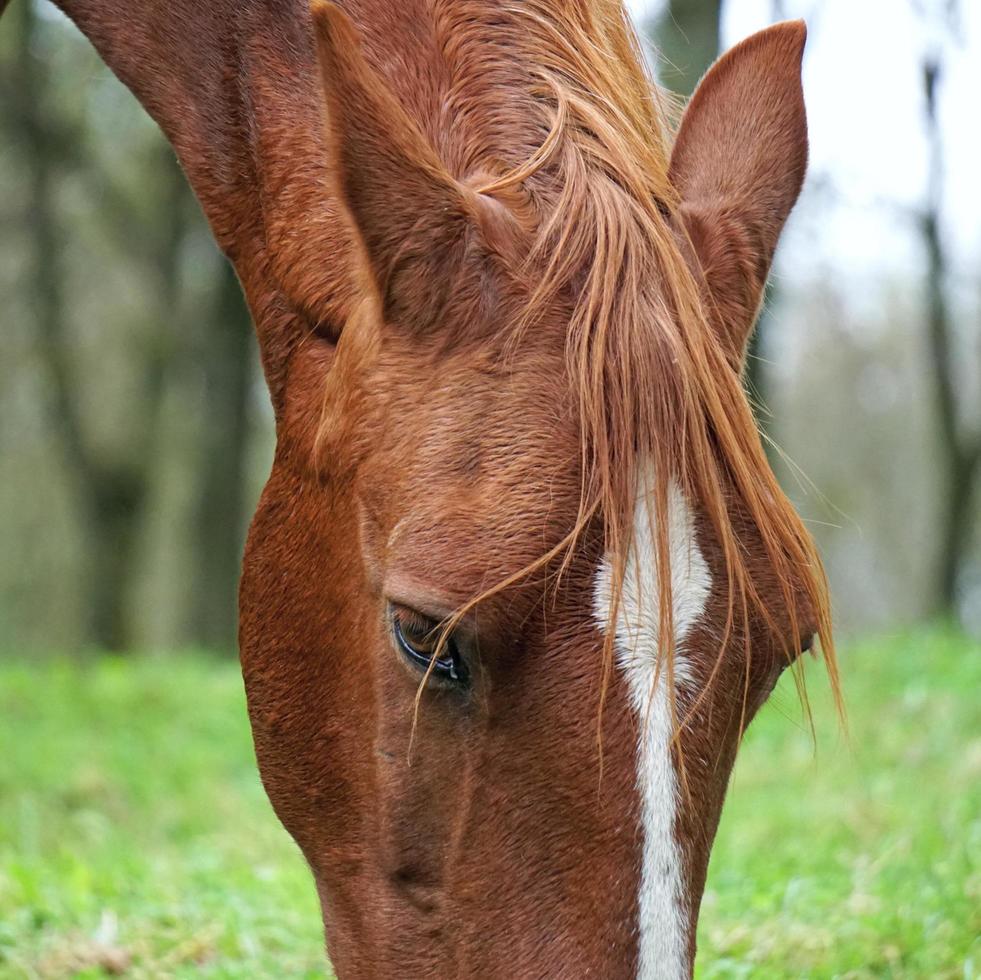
{"left": 669, "top": 21, "right": 808, "bottom": 369}
{"left": 311, "top": 1, "right": 469, "bottom": 328}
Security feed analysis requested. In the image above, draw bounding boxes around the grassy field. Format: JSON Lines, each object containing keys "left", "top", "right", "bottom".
{"left": 0, "top": 628, "right": 978, "bottom": 978}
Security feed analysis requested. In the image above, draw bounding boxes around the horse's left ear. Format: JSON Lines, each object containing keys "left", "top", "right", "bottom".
{"left": 669, "top": 21, "right": 808, "bottom": 369}
{"left": 311, "top": 1, "right": 471, "bottom": 329}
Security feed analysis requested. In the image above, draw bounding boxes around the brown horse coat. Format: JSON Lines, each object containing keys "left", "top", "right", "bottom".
{"left": 26, "top": 1, "right": 838, "bottom": 975}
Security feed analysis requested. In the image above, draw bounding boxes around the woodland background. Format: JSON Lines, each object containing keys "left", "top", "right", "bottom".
{"left": 1, "top": 0, "right": 979, "bottom": 652}
{"left": 0, "top": 0, "right": 979, "bottom": 976}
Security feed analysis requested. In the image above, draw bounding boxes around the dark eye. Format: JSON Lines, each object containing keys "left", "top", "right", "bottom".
{"left": 390, "top": 605, "right": 469, "bottom": 686}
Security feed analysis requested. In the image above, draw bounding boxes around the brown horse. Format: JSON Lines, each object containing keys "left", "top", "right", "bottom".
{"left": 21, "top": 0, "right": 839, "bottom": 974}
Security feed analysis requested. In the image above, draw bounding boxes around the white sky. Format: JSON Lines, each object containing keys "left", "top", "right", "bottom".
{"left": 628, "top": 0, "right": 981, "bottom": 295}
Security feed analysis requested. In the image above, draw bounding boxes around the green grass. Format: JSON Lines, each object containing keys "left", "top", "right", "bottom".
{"left": 0, "top": 657, "right": 324, "bottom": 978}
{"left": 697, "top": 627, "right": 981, "bottom": 979}
{"left": 0, "top": 628, "right": 978, "bottom": 978}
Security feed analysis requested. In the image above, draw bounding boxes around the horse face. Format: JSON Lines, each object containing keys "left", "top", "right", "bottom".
{"left": 241, "top": 299, "right": 814, "bottom": 977}
{"left": 331, "top": 321, "right": 644, "bottom": 974}
{"left": 238, "top": 7, "right": 826, "bottom": 977}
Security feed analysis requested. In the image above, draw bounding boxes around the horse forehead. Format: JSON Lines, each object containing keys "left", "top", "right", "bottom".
{"left": 367, "top": 349, "right": 574, "bottom": 468}
{"left": 594, "top": 475, "right": 711, "bottom": 665}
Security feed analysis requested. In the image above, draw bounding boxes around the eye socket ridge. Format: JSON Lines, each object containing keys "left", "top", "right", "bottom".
{"left": 389, "top": 604, "right": 470, "bottom": 686}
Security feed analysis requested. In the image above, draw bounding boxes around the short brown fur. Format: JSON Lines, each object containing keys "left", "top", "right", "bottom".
{"left": 30, "top": 0, "right": 839, "bottom": 975}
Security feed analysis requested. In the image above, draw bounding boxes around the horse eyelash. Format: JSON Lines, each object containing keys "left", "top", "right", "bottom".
{"left": 391, "top": 605, "right": 442, "bottom": 643}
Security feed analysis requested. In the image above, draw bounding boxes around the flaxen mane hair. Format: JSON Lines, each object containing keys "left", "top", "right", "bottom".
{"left": 346, "top": 0, "right": 841, "bottom": 733}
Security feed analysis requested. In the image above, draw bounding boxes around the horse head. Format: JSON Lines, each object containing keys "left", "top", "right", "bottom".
{"left": 37, "top": 0, "right": 837, "bottom": 974}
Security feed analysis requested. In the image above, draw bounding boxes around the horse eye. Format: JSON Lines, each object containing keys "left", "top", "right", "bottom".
{"left": 390, "top": 606, "right": 469, "bottom": 686}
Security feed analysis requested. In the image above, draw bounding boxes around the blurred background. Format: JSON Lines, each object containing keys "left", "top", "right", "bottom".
{"left": 1, "top": 0, "right": 979, "bottom": 654}
{"left": 1, "top": 0, "right": 978, "bottom": 976}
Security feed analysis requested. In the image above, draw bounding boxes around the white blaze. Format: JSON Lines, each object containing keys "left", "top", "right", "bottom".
{"left": 593, "top": 475, "right": 710, "bottom": 979}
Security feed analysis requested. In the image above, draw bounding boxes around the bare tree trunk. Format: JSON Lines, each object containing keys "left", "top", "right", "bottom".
{"left": 189, "top": 259, "right": 255, "bottom": 652}
{"left": 10, "top": 0, "right": 191, "bottom": 649}
{"left": 12, "top": 0, "right": 134, "bottom": 649}
{"left": 85, "top": 472, "right": 144, "bottom": 649}
{"left": 745, "top": 282, "right": 775, "bottom": 456}
{"left": 921, "top": 57, "right": 981, "bottom": 616}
